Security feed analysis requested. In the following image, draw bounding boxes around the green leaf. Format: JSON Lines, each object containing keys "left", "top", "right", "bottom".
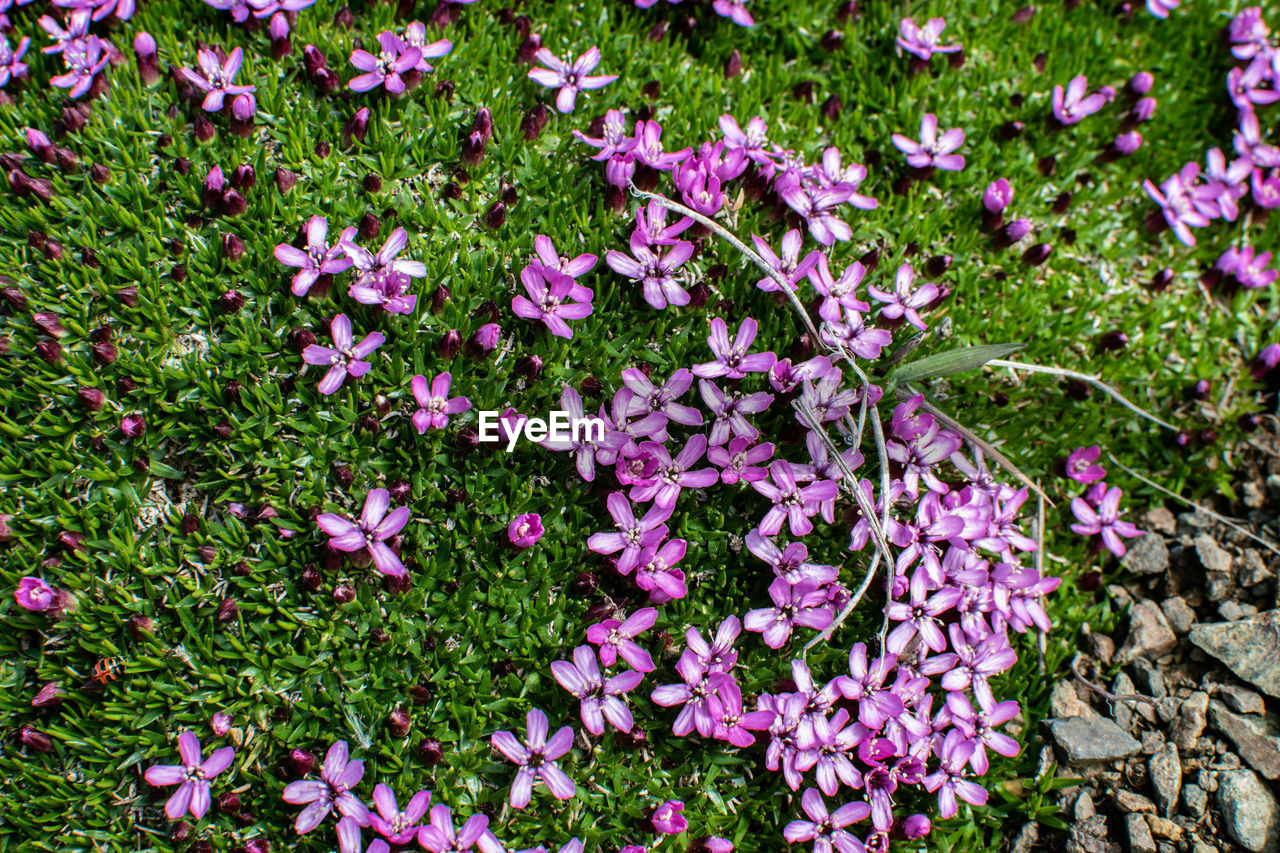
{"left": 887, "top": 343, "right": 1027, "bottom": 386}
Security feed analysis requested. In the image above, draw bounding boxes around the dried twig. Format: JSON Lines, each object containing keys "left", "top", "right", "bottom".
{"left": 1070, "top": 654, "right": 1160, "bottom": 707}
{"left": 987, "top": 358, "right": 1178, "bottom": 432}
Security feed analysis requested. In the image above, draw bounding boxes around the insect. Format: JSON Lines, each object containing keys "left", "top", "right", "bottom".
{"left": 91, "top": 656, "right": 127, "bottom": 684}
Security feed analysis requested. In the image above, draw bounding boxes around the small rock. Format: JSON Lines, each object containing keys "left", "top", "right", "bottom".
{"left": 1209, "top": 700, "right": 1280, "bottom": 779}
{"left": 1115, "top": 789, "right": 1155, "bottom": 813}
{"left": 1206, "top": 573, "right": 1233, "bottom": 603}
{"left": 1127, "top": 814, "right": 1157, "bottom": 853}
{"left": 1240, "top": 550, "right": 1275, "bottom": 587}
{"left": 1267, "top": 474, "right": 1280, "bottom": 501}
{"left": 1010, "top": 821, "right": 1039, "bottom": 853}
{"left": 1146, "top": 816, "right": 1182, "bottom": 842}
{"left": 1118, "top": 601, "right": 1178, "bottom": 664}
{"left": 1173, "top": 692, "right": 1210, "bottom": 752}
{"left": 1145, "top": 507, "right": 1176, "bottom": 535}
{"left": 1245, "top": 480, "right": 1266, "bottom": 509}
{"left": 1189, "top": 611, "right": 1280, "bottom": 698}
{"left": 1112, "top": 673, "right": 1137, "bottom": 731}
{"left": 1067, "top": 815, "right": 1118, "bottom": 853}
{"left": 1220, "top": 685, "right": 1266, "bottom": 716}
{"left": 1160, "top": 596, "right": 1196, "bottom": 636}
{"left": 1109, "top": 585, "right": 1135, "bottom": 609}
{"left": 1179, "top": 510, "right": 1213, "bottom": 532}
{"left": 1074, "top": 790, "right": 1098, "bottom": 820}
{"left": 1088, "top": 632, "right": 1117, "bottom": 665}
{"left": 1216, "top": 769, "right": 1280, "bottom": 852}
{"left": 1220, "top": 600, "right": 1248, "bottom": 621}
{"left": 1054, "top": 680, "right": 1100, "bottom": 719}
{"left": 1141, "top": 730, "right": 1165, "bottom": 754}
{"left": 1183, "top": 783, "right": 1208, "bottom": 818}
{"left": 1197, "top": 768, "right": 1218, "bottom": 791}
{"left": 1154, "top": 697, "right": 1179, "bottom": 725}
{"left": 1148, "top": 743, "right": 1181, "bottom": 816}
{"left": 1130, "top": 658, "right": 1167, "bottom": 698}
{"left": 1046, "top": 717, "right": 1143, "bottom": 765}
{"left": 1124, "top": 534, "right": 1170, "bottom": 575}
{"left": 1195, "top": 534, "right": 1234, "bottom": 572}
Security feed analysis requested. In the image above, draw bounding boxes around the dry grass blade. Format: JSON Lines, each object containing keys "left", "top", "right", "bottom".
{"left": 986, "top": 358, "right": 1178, "bottom": 432}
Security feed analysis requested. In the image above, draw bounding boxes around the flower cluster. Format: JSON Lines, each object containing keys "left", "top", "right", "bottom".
{"left": 1063, "top": 447, "right": 1145, "bottom": 557}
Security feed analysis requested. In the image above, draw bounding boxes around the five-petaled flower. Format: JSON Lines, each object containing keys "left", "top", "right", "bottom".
{"left": 144, "top": 731, "right": 235, "bottom": 820}
{"left": 302, "top": 314, "right": 386, "bottom": 395}
{"left": 892, "top": 114, "right": 966, "bottom": 171}
{"left": 491, "top": 707, "right": 576, "bottom": 808}
{"left": 317, "top": 488, "right": 411, "bottom": 577}
{"left": 411, "top": 372, "right": 471, "bottom": 433}
{"left": 181, "top": 46, "right": 255, "bottom": 111}
{"left": 528, "top": 46, "right": 617, "bottom": 113}
{"left": 282, "top": 741, "right": 372, "bottom": 836}
{"left": 350, "top": 31, "right": 422, "bottom": 93}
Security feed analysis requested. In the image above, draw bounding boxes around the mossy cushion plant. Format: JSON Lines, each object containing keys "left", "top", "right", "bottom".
{"left": 2, "top": 0, "right": 1278, "bottom": 852}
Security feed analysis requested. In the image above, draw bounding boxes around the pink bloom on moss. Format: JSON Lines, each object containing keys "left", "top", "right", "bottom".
{"left": 512, "top": 265, "right": 593, "bottom": 338}
{"left": 282, "top": 741, "right": 371, "bottom": 836}
{"left": 370, "top": 784, "right": 431, "bottom": 845}
{"left": 1070, "top": 485, "right": 1143, "bottom": 557}
{"left": 1052, "top": 75, "right": 1107, "bottom": 126}
{"left": 1064, "top": 446, "right": 1105, "bottom": 483}
{"left": 274, "top": 216, "right": 356, "bottom": 297}
{"left": 181, "top": 46, "right": 254, "bottom": 112}
{"left": 411, "top": 372, "right": 471, "bottom": 432}
{"left": 528, "top": 46, "right": 616, "bottom": 113}
{"left": 491, "top": 708, "right": 576, "bottom": 808}
{"left": 317, "top": 489, "right": 410, "bottom": 577}
{"left": 302, "top": 314, "right": 385, "bottom": 395}
{"left": 550, "top": 645, "right": 643, "bottom": 735}
{"left": 651, "top": 800, "right": 687, "bottom": 835}
{"left": 508, "top": 513, "right": 544, "bottom": 549}
{"left": 144, "top": 731, "right": 235, "bottom": 820}
{"left": 15, "top": 577, "right": 54, "bottom": 611}
{"left": 403, "top": 22, "right": 451, "bottom": 73}
{"left": 897, "top": 17, "right": 961, "bottom": 60}
{"left": 349, "top": 32, "right": 421, "bottom": 93}
{"left": 586, "top": 608, "right": 657, "bottom": 672}
{"left": 892, "top": 114, "right": 965, "bottom": 171}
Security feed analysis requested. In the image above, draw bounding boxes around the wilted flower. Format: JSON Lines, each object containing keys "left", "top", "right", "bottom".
{"left": 651, "top": 800, "right": 688, "bottom": 835}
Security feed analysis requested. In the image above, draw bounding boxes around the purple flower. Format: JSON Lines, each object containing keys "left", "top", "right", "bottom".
{"left": 686, "top": 616, "right": 742, "bottom": 674}
{"left": 317, "top": 489, "right": 410, "bottom": 577}
{"left": 752, "top": 230, "right": 820, "bottom": 292}
{"left": 403, "top": 22, "right": 452, "bottom": 72}
{"left": 40, "top": 10, "right": 91, "bottom": 56}
{"left": 982, "top": 178, "right": 1012, "bottom": 213}
{"left": 629, "top": 434, "right": 719, "bottom": 508}
{"left": 528, "top": 46, "right": 616, "bottom": 113}
{"left": 606, "top": 234, "right": 695, "bottom": 310}
{"left": 343, "top": 228, "right": 426, "bottom": 289}
{"left": 587, "top": 608, "right": 658, "bottom": 672}
{"left": 623, "top": 367, "right": 703, "bottom": 426}
{"left": 779, "top": 184, "right": 854, "bottom": 246}
{"left": 634, "top": 539, "right": 689, "bottom": 603}
{"left": 744, "top": 578, "right": 834, "bottom": 648}
{"left": 1144, "top": 170, "right": 1212, "bottom": 246}
{"left": 144, "top": 731, "right": 235, "bottom": 820}
{"left": 712, "top": 676, "right": 773, "bottom": 747}
{"left": 782, "top": 788, "right": 871, "bottom": 853}
{"left": 531, "top": 234, "right": 598, "bottom": 279}
{"left": 834, "top": 643, "right": 905, "bottom": 729}
{"left": 892, "top": 114, "right": 965, "bottom": 171}
{"left": 1065, "top": 446, "right": 1106, "bottom": 483}
{"left": 551, "top": 645, "right": 643, "bottom": 735}
{"left": 1145, "top": 0, "right": 1179, "bottom": 18}
{"left": 540, "top": 387, "right": 620, "bottom": 481}
{"left": 652, "top": 800, "right": 688, "bottom": 835}
{"left": 651, "top": 649, "right": 725, "bottom": 737}
{"left": 897, "top": 17, "right": 961, "bottom": 61}
{"left": 508, "top": 513, "right": 544, "bottom": 549}
{"left": 417, "top": 806, "right": 502, "bottom": 853}
{"left": 745, "top": 531, "right": 837, "bottom": 586}
{"left": 1052, "top": 75, "right": 1107, "bottom": 126}
{"left": 15, "top": 577, "right": 54, "bottom": 611}
{"left": 283, "top": 742, "right": 371, "bottom": 836}
{"left": 1252, "top": 343, "right": 1280, "bottom": 380}
{"left": 587, "top": 492, "right": 673, "bottom": 573}
{"left": 492, "top": 708, "right": 575, "bottom": 808}
{"left": 370, "top": 785, "right": 431, "bottom": 845}
{"left": 50, "top": 35, "right": 108, "bottom": 98}
{"left": 886, "top": 584, "right": 962, "bottom": 654}
{"left": 939, "top": 625, "right": 1017, "bottom": 705}
{"left": 707, "top": 438, "right": 775, "bottom": 485}
{"left": 867, "top": 263, "right": 938, "bottom": 331}
{"left": 513, "top": 265, "right": 593, "bottom": 338}
{"left": 275, "top": 217, "right": 356, "bottom": 296}
{"left": 411, "top": 372, "right": 471, "bottom": 432}
{"left": 923, "top": 730, "right": 988, "bottom": 818}
{"left": 574, "top": 109, "right": 638, "bottom": 160}
{"left": 1231, "top": 247, "right": 1279, "bottom": 289}
{"left": 1070, "top": 484, "right": 1143, "bottom": 556}
{"left": 752, "top": 460, "right": 838, "bottom": 537}
{"left": 181, "top": 47, "right": 255, "bottom": 111}
{"left": 946, "top": 692, "right": 1020, "bottom": 774}
{"left": 700, "top": 380, "right": 773, "bottom": 446}
{"left": 0, "top": 35, "right": 30, "bottom": 88}
{"left": 692, "top": 317, "right": 776, "bottom": 379}
{"left": 302, "top": 315, "right": 385, "bottom": 395}
{"left": 349, "top": 32, "right": 422, "bottom": 93}
{"left": 633, "top": 120, "right": 693, "bottom": 170}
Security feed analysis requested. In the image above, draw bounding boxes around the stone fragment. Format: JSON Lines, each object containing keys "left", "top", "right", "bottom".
{"left": 1194, "top": 534, "right": 1233, "bottom": 572}
{"left": 1118, "top": 600, "right": 1178, "bottom": 664}
{"left": 1046, "top": 717, "right": 1142, "bottom": 765}
{"left": 1189, "top": 611, "right": 1280, "bottom": 698}
{"left": 1130, "top": 658, "right": 1166, "bottom": 698}
{"left": 1145, "top": 816, "right": 1182, "bottom": 841}
{"left": 1219, "top": 684, "right": 1266, "bottom": 716}
{"left": 1240, "top": 549, "right": 1275, "bottom": 587}
{"left": 1053, "top": 680, "right": 1099, "bottom": 719}
{"left": 1088, "top": 632, "right": 1117, "bottom": 665}
{"left": 1182, "top": 783, "right": 1208, "bottom": 818}
{"left": 1172, "top": 692, "right": 1210, "bottom": 752}
{"left": 1148, "top": 742, "right": 1181, "bottom": 816}
{"left": 1144, "top": 507, "right": 1176, "bottom": 535}
{"left": 1160, "top": 596, "right": 1195, "bottom": 636}
{"left": 1209, "top": 700, "right": 1280, "bottom": 779}
{"left": 1124, "top": 534, "right": 1169, "bottom": 575}
{"left": 1066, "top": 815, "right": 1118, "bottom": 853}
{"left": 1112, "top": 673, "right": 1137, "bottom": 732}
{"left": 1216, "top": 769, "right": 1280, "bottom": 852}
{"left": 1114, "top": 789, "right": 1155, "bottom": 813}
{"left": 1126, "top": 814, "right": 1156, "bottom": 853}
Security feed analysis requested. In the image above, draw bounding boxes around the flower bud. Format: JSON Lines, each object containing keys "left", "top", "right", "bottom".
{"left": 222, "top": 233, "right": 246, "bottom": 261}
{"left": 77, "top": 386, "right": 105, "bottom": 411}
{"left": 193, "top": 115, "right": 216, "bottom": 143}
{"left": 117, "top": 376, "right": 139, "bottom": 394}
{"left": 437, "top": 329, "right": 462, "bottom": 359}
{"left": 216, "top": 599, "right": 239, "bottom": 623}
{"left": 300, "top": 564, "right": 322, "bottom": 591}
{"left": 454, "top": 427, "right": 480, "bottom": 451}
{"left": 724, "top": 49, "right": 742, "bottom": 78}
{"left": 218, "top": 792, "right": 242, "bottom": 813}
{"left": 821, "top": 94, "right": 842, "bottom": 121}
{"left": 461, "top": 131, "right": 486, "bottom": 166}
{"left": 32, "top": 681, "right": 65, "bottom": 709}
{"left": 333, "top": 6, "right": 354, "bottom": 28}
{"left": 1128, "top": 97, "right": 1156, "bottom": 124}
{"left": 1021, "top": 243, "right": 1053, "bottom": 266}
{"left": 90, "top": 163, "right": 111, "bottom": 184}
{"left": 417, "top": 737, "right": 444, "bottom": 765}
{"left": 995, "top": 218, "right": 1032, "bottom": 247}
{"left": 467, "top": 323, "right": 501, "bottom": 358}
{"left": 1096, "top": 330, "right": 1128, "bottom": 352}
{"left": 371, "top": 626, "right": 391, "bottom": 643}
{"left": 19, "top": 725, "right": 53, "bottom": 753}
{"left": 387, "top": 707, "right": 412, "bottom": 737}
{"left": 570, "top": 571, "right": 598, "bottom": 596}
{"left": 521, "top": 103, "right": 549, "bottom": 140}
{"left": 342, "top": 107, "right": 370, "bottom": 147}
{"left": 274, "top": 167, "right": 297, "bottom": 195}
{"left": 483, "top": 201, "right": 506, "bottom": 229}
{"left": 1111, "top": 131, "right": 1142, "bottom": 156}
{"left": 289, "top": 748, "right": 316, "bottom": 776}
{"left": 1, "top": 285, "right": 27, "bottom": 313}
{"left": 0, "top": 514, "right": 12, "bottom": 543}
{"left": 33, "top": 313, "right": 67, "bottom": 338}
{"left": 1050, "top": 191, "right": 1073, "bottom": 215}
{"left": 314, "top": 140, "right": 331, "bottom": 159}
{"left": 514, "top": 354, "right": 542, "bottom": 380}
{"left": 516, "top": 34, "right": 542, "bottom": 63}
{"left": 333, "top": 585, "right": 356, "bottom": 604}
{"left": 129, "top": 615, "right": 156, "bottom": 639}
{"left": 1149, "top": 267, "right": 1173, "bottom": 292}
{"left": 36, "top": 339, "right": 63, "bottom": 363}
{"left": 219, "top": 290, "right": 245, "bottom": 314}
{"left": 270, "top": 13, "right": 292, "bottom": 59}
{"left": 435, "top": 79, "right": 455, "bottom": 101}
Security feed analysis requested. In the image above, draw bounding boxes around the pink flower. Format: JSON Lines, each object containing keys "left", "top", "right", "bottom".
{"left": 897, "top": 17, "right": 961, "bottom": 60}
{"left": 512, "top": 265, "right": 593, "bottom": 338}
{"left": 1070, "top": 485, "right": 1143, "bottom": 556}
{"left": 651, "top": 800, "right": 688, "bottom": 835}
{"left": 15, "top": 577, "right": 54, "bottom": 611}
{"left": 317, "top": 489, "right": 411, "bottom": 577}
{"left": 586, "top": 608, "right": 657, "bottom": 672}
{"left": 349, "top": 31, "right": 421, "bottom": 93}
{"left": 411, "top": 373, "right": 471, "bottom": 432}
{"left": 1052, "top": 75, "right": 1107, "bottom": 126}
{"left": 891, "top": 114, "right": 965, "bottom": 171}
{"left": 181, "top": 46, "right": 255, "bottom": 112}
{"left": 144, "top": 731, "right": 235, "bottom": 820}
{"left": 550, "top": 645, "right": 643, "bottom": 735}
{"left": 302, "top": 314, "right": 385, "bottom": 395}
{"left": 210, "top": 712, "right": 233, "bottom": 736}
{"left": 528, "top": 46, "right": 617, "bottom": 113}
{"left": 274, "top": 216, "right": 356, "bottom": 296}
{"left": 508, "top": 513, "right": 544, "bottom": 549}
{"left": 491, "top": 708, "right": 575, "bottom": 808}
{"left": 1065, "top": 446, "right": 1106, "bottom": 483}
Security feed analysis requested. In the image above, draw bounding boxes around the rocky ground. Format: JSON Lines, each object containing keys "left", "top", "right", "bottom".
{"left": 1019, "top": 423, "right": 1280, "bottom": 853}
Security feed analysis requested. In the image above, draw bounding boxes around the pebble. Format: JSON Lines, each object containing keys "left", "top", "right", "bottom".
{"left": 1112, "top": 673, "right": 1137, "bottom": 731}
{"left": 1220, "top": 600, "right": 1249, "bottom": 621}
{"left": 1114, "top": 789, "right": 1155, "bottom": 813}
{"left": 1046, "top": 717, "right": 1143, "bottom": 765}
{"left": 1173, "top": 692, "right": 1210, "bottom": 752}
{"left": 1053, "top": 680, "right": 1099, "bottom": 719}
{"left": 1190, "top": 611, "right": 1280, "bottom": 698}
{"left": 1124, "top": 534, "right": 1169, "bottom": 575}
{"left": 1160, "top": 596, "right": 1196, "bottom": 636}
{"left": 1126, "top": 814, "right": 1157, "bottom": 853}
{"left": 1146, "top": 816, "right": 1182, "bottom": 842}
{"left": 1209, "top": 699, "right": 1280, "bottom": 780}
{"left": 1216, "top": 769, "right": 1280, "bottom": 852}
{"left": 1240, "top": 549, "right": 1275, "bottom": 587}
{"left": 1219, "top": 684, "right": 1266, "bottom": 715}
{"left": 1074, "top": 790, "right": 1097, "bottom": 820}
{"left": 1148, "top": 742, "right": 1181, "bottom": 816}
{"left": 1088, "top": 632, "right": 1117, "bottom": 665}
{"left": 1182, "top": 783, "right": 1208, "bottom": 818}
{"left": 1145, "top": 507, "right": 1176, "bottom": 535}
{"left": 1118, "top": 600, "right": 1178, "bottom": 664}
{"left": 1195, "top": 534, "right": 1233, "bottom": 572}
{"left": 1130, "top": 658, "right": 1167, "bottom": 698}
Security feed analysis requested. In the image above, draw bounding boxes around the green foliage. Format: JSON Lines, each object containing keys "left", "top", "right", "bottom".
{"left": 0, "top": 0, "right": 1274, "bottom": 851}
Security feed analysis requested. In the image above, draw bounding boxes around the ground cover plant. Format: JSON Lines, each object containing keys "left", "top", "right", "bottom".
{"left": 1, "top": 0, "right": 1278, "bottom": 851}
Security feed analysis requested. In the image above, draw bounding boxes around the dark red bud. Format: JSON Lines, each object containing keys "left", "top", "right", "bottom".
{"left": 514, "top": 354, "right": 542, "bottom": 380}
{"left": 388, "top": 480, "right": 412, "bottom": 501}
{"left": 32, "top": 681, "right": 65, "bottom": 709}
{"left": 435, "top": 79, "right": 455, "bottom": 101}
{"left": 387, "top": 707, "right": 412, "bottom": 737}
{"left": 181, "top": 513, "right": 199, "bottom": 535}
{"left": 289, "top": 748, "right": 316, "bottom": 776}
{"left": 579, "top": 375, "right": 604, "bottom": 398}
{"left": 483, "top": 201, "right": 506, "bottom": 229}
{"left": 218, "top": 792, "right": 242, "bottom": 813}
{"left": 438, "top": 329, "right": 462, "bottom": 358}
{"left": 1021, "top": 243, "right": 1053, "bottom": 266}
{"left": 222, "top": 233, "right": 246, "bottom": 261}
{"left": 334, "top": 465, "right": 354, "bottom": 488}
{"left": 129, "top": 615, "right": 156, "bottom": 639}
{"left": 19, "top": 725, "right": 53, "bottom": 753}
{"left": 333, "top": 585, "right": 356, "bottom": 604}
{"left": 570, "top": 571, "right": 598, "bottom": 596}
{"left": 333, "top": 7, "right": 354, "bottom": 27}
{"left": 216, "top": 599, "right": 239, "bottom": 623}
{"left": 220, "top": 290, "right": 245, "bottom": 313}
{"left": 724, "top": 49, "right": 743, "bottom": 79}
{"left": 363, "top": 173, "right": 382, "bottom": 193}
{"left": 370, "top": 627, "right": 391, "bottom": 643}
{"left": 90, "top": 163, "right": 111, "bottom": 184}
{"left": 193, "top": 115, "right": 215, "bottom": 143}
{"left": 275, "top": 167, "right": 297, "bottom": 195}
{"left": 358, "top": 212, "right": 380, "bottom": 241}
{"left": 36, "top": 339, "right": 63, "bottom": 363}
{"left": 417, "top": 737, "right": 444, "bottom": 765}
{"left": 314, "top": 140, "right": 330, "bottom": 159}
